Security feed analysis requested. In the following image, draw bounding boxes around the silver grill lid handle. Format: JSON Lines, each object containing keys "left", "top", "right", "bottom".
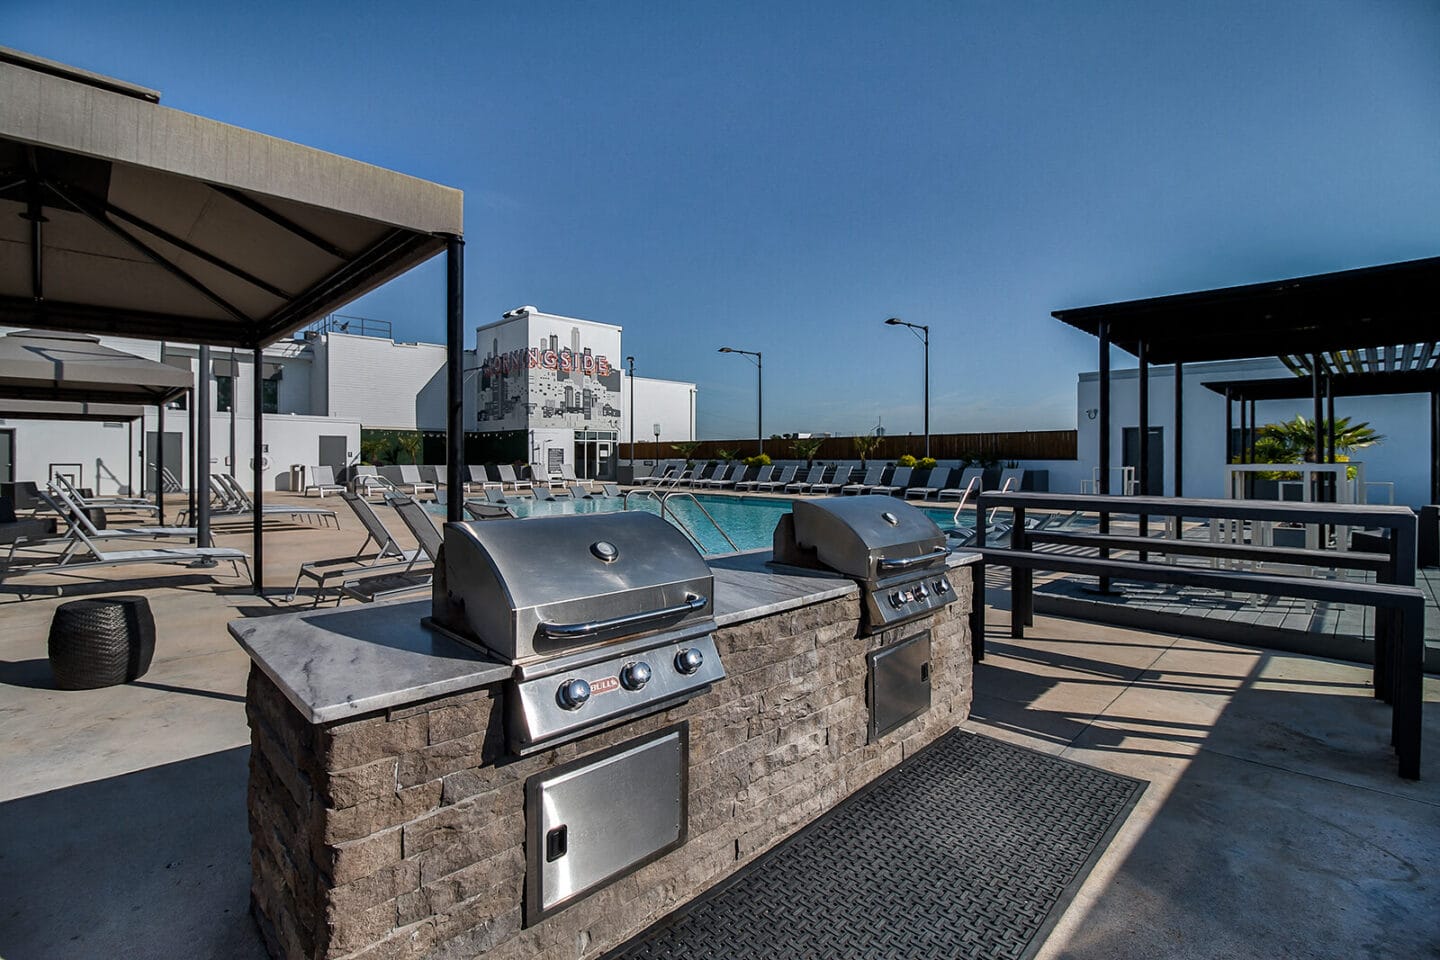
{"left": 876, "top": 546, "right": 951, "bottom": 572}
{"left": 538, "top": 594, "right": 708, "bottom": 640}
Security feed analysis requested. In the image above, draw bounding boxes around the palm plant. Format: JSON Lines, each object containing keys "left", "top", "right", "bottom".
{"left": 395, "top": 432, "right": 422, "bottom": 465}
{"left": 1255, "top": 415, "right": 1384, "bottom": 462}
{"left": 853, "top": 434, "right": 884, "bottom": 464}
{"left": 790, "top": 437, "right": 825, "bottom": 466}
{"left": 670, "top": 441, "right": 701, "bottom": 466}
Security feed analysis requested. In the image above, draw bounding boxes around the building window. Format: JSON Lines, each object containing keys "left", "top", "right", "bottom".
{"left": 262, "top": 378, "right": 279, "bottom": 415}
{"left": 217, "top": 376, "right": 233, "bottom": 412}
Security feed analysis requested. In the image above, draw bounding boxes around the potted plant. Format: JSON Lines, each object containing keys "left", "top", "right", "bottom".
{"left": 853, "top": 434, "right": 884, "bottom": 465}
{"left": 790, "top": 437, "right": 825, "bottom": 468}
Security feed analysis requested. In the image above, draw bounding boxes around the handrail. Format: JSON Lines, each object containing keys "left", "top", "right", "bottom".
{"left": 620, "top": 488, "right": 740, "bottom": 554}
{"left": 661, "top": 492, "right": 740, "bottom": 553}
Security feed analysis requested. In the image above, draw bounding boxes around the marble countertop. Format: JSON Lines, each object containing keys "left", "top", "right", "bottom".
{"left": 232, "top": 548, "right": 981, "bottom": 725}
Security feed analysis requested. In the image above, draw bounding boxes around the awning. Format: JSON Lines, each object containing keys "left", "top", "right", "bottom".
{"left": 0, "top": 328, "right": 192, "bottom": 404}
{"left": 0, "top": 47, "right": 463, "bottom": 350}
{"left": 0, "top": 398, "right": 145, "bottom": 421}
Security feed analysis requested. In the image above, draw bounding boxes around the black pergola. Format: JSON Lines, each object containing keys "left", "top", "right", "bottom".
{"left": 1204, "top": 368, "right": 1440, "bottom": 504}
{"left": 1053, "top": 255, "right": 1440, "bottom": 503}
{"left": 0, "top": 48, "right": 466, "bottom": 591}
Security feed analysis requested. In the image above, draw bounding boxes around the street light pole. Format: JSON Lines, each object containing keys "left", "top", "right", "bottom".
{"left": 884, "top": 318, "right": 930, "bottom": 458}
{"left": 718, "top": 346, "right": 763, "bottom": 456}
{"left": 626, "top": 356, "right": 635, "bottom": 471}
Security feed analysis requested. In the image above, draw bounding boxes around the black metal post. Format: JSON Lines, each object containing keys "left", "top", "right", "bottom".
{"left": 1173, "top": 361, "right": 1184, "bottom": 497}
{"left": 445, "top": 236, "right": 465, "bottom": 523}
{"left": 1136, "top": 339, "right": 1149, "bottom": 557}
{"left": 756, "top": 352, "right": 763, "bottom": 458}
{"left": 252, "top": 346, "right": 264, "bottom": 594}
{"left": 1432, "top": 390, "right": 1439, "bottom": 505}
{"left": 156, "top": 396, "right": 166, "bottom": 521}
{"left": 1097, "top": 321, "right": 1111, "bottom": 593}
{"left": 228, "top": 348, "right": 237, "bottom": 477}
{"left": 197, "top": 345, "right": 212, "bottom": 549}
{"left": 127, "top": 421, "right": 133, "bottom": 496}
{"left": 1312, "top": 356, "right": 1324, "bottom": 500}
{"left": 186, "top": 387, "right": 196, "bottom": 525}
{"left": 627, "top": 356, "right": 635, "bottom": 471}
{"left": 922, "top": 327, "right": 930, "bottom": 458}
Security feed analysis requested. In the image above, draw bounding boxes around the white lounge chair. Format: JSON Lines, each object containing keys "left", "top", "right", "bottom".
{"left": 304, "top": 465, "right": 345, "bottom": 498}
{"left": 786, "top": 464, "right": 827, "bottom": 494}
{"left": 938, "top": 468, "right": 986, "bottom": 503}
{"left": 809, "top": 465, "right": 853, "bottom": 495}
{"left": 907, "top": 467, "right": 951, "bottom": 500}
{"left": 394, "top": 464, "right": 437, "bottom": 497}
{"left": 341, "top": 496, "right": 439, "bottom": 603}
{"left": 496, "top": 464, "right": 532, "bottom": 493}
{"left": 734, "top": 465, "right": 775, "bottom": 492}
{"left": 755, "top": 465, "right": 798, "bottom": 492}
{"left": 842, "top": 464, "right": 885, "bottom": 495}
{"left": 871, "top": 466, "right": 912, "bottom": 498}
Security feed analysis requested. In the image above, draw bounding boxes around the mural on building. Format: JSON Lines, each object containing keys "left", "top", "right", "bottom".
{"left": 476, "top": 315, "right": 623, "bottom": 432}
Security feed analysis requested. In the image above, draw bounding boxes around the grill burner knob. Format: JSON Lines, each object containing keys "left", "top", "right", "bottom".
{"left": 889, "top": 591, "right": 905, "bottom": 609}
{"left": 675, "top": 648, "right": 704, "bottom": 675}
{"left": 620, "top": 661, "right": 653, "bottom": 690}
{"left": 935, "top": 579, "right": 948, "bottom": 594}
{"left": 556, "top": 678, "right": 592, "bottom": 710}
{"left": 916, "top": 583, "right": 930, "bottom": 600}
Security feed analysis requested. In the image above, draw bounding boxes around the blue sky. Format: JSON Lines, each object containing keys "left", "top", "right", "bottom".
{"left": 10, "top": 1, "right": 1440, "bottom": 442}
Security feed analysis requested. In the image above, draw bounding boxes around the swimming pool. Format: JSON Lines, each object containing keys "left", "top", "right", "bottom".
{"left": 435, "top": 493, "right": 972, "bottom": 555}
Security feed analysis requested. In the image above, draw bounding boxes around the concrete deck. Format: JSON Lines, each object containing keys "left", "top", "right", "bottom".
{"left": 1, "top": 491, "right": 1436, "bottom": 958}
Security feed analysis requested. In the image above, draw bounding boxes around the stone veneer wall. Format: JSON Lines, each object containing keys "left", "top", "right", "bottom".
{"left": 246, "top": 572, "right": 973, "bottom": 960}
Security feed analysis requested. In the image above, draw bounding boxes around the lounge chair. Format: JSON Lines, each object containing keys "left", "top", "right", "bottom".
{"left": 203, "top": 474, "right": 339, "bottom": 527}
{"left": 755, "top": 465, "right": 798, "bottom": 492}
{"left": 907, "top": 467, "right": 951, "bottom": 500}
{"left": 598, "top": 483, "right": 622, "bottom": 498}
{"left": 46, "top": 477, "right": 161, "bottom": 516}
{"left": 995, "top": 467, "right": 1026, "bottom": 493}
{"left": 463, "top": 500, "right": 516, "bottom": 521}
{"left": 394, "top": 464, "right": 437, "bottom": 498}
{"left": 288, "top": 492, "right": 425, "bottom": 604}
{"left": 695, "top": 463, "right": 738, "bottom": 489}
{"left": 483, "top": 487, "right": 513, "bottom": 506}
{"left": 734, "top": 465, "right": 774, "bottom": 492}
{"left": 341, "top": 496, "right": 438, "bottom": 603}
{"left": 842, "top": 464, "right": 886, "bottom": 495}
{"left": 871, "top": 466, "right": 912, "bottom": 498}
{"left": 496, "top": 464, "right": 532, "bottom": 493}
{"left": 785, "top": 464, "right": 827, "bottom": 494}
{"left": 809, "top": 465, "right": 853, "bottom": 495}
{"left": 1, "top": 507, "right": 250, "bottom": 591}
{"left": 938, "top": 468, "right": 986, "bottom": 502}
{"left": 463, "top": 465, "right": 496, "bottom": 495}
{"left": 532, "top": 486, "right": 561, "bottom": 502}
{"left": 639, "top": 462, "right": 678, "bottom": 486}
{"left": 304, "top": 465, "right": 345, "bottom": 498}
{"left": 32, "top": 486, "right": 196, "bottom": 562}
{"left": 350, "top": 466, "right": 392, "bottom": 499}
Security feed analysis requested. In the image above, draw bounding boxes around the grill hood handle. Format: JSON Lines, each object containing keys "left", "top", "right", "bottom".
{"left": 538, "top": 594, "right": 708, "bottom": 640}
{"left": 876, "top": 547, "right": 951, "bottom": 572}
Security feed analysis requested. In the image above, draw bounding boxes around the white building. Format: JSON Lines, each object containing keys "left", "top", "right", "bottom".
{"left": 1075, "top": 357, "right": 1435, "bottom": 506}
{"left": 0, "top": 311, "right": 697, "bottom": 493}
{"left": 473, "top": 307, "right": 696, "bottom": 479}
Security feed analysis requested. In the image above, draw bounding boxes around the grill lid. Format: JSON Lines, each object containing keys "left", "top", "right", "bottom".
{"left": 432, "top": 511, "right": 714, "bottom": 662}
{"left": 788, "top": 495, "right": 947, "bottom": 580}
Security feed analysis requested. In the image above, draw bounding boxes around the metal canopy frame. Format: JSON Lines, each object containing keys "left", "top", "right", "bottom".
{"left": 0, "top": 49, "right": 467, "bottom": 590}
{"left": 1053, "top": 255, "right": 1440, "bottom": 512}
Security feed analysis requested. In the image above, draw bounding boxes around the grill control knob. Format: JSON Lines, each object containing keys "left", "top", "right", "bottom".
{"left": 916, "top": 583, "right": 930, "bottom": 600}
{"left": 620, "top": 661, "right": 653, "bottom": 691}
{"left": 675, "top": 648, "right": 704, "bottom": 675}
{"left": 935, "top": 579, "right": 949, "bottom": 594}
{"left": 556, "top": 678, "right": 592, "bottom": 710}
{"left": 889, "top": 591, "right": 905, "bottom": 609}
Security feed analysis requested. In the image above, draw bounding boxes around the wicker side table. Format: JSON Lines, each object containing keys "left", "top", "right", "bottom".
{"left": 48, "top": 596, "right": 156, "bottom": 689}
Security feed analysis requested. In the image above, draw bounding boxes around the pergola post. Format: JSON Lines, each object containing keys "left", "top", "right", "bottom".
{"left": 1432, "top": 390, "right": 1439, "bottom": 505}
{"left": 1097, "top": 320, "right": 1111, "bottom": 593}
{"left": 1224, "top": 387, "right": 1233, "bottom": 494}
{"left": 187, "top": 387, "right": 196, "bottom": 525}
{"left": 252, "top": 346, "right": 264, "bottom": 593}
{"left": 197, "top": 345, "right": 212, "bottom": 548}
{"left": 1312, "top": 356, "right": 1324, "bottom": 500}
{"left": 1137, "top": 338, "right": 1149, "bottom": 552}
{"left": 1173, "top": 360, "right": 1183, "bottom": 497}
{"left": 156, "top": 397, "right": 166, "bottom": 521}
{"left": 445, "top": 236, "right": 465, "bottom": 524}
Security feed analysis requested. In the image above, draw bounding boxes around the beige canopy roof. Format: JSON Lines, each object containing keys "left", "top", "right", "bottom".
{"left": 0, "top": 329, "right": 192, "bottom": 404}
{"left": 0, "top": 398, "right": 145, "bottom": 421}
{"left": 0, "top": 47, "right": 464, "bottom": 349}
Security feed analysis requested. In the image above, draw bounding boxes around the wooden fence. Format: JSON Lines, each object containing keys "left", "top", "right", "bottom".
{"left": 617, "top": 429, "right": 1076, "bottom": 464}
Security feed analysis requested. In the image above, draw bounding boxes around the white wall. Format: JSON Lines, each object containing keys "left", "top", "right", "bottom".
{"left": 624, "top": 375, "right": 697, "bottom": 444}
{"left": 1, "top": 418, "right": 137, "bottom": 495}
{"left": 1076, "top": 357, "right": 1434, "bottom": 506}
{"left": 320, "top": 332, "right": 447, "bottom": 429}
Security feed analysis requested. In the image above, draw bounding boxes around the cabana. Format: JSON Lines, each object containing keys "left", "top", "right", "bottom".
{"left": 0, "top": 47, "right": 465, "bottom": 591}
{"left": 1054, "top": 255, "right": 1440, "bottom": 501}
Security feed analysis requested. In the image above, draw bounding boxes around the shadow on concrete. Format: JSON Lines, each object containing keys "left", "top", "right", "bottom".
{"left": 0, "top": 659, "right": 246, "bottom": 703}
{"left": 0, "top": 746, "right": 266, "bottom": 960}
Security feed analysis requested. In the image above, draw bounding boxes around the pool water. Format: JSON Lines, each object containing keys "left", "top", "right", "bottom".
{"left": 435, "top": 493, "right": 971, "bottom": 556}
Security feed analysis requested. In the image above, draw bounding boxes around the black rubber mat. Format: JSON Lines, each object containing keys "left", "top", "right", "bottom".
{"left": 604, "top": 729, "right": 1146, "bottom": 960}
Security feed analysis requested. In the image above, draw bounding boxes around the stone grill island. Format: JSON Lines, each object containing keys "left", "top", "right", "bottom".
{"left": 232, "top": 511, "right": 978, "bottom": 960}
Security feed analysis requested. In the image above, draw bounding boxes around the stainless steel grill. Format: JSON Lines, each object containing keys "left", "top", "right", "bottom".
{"left": 773, "top": 495, "right": 956, "bottom": 634}
{"left": 428, "top": 511, "right": 726, "bottom": 754}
